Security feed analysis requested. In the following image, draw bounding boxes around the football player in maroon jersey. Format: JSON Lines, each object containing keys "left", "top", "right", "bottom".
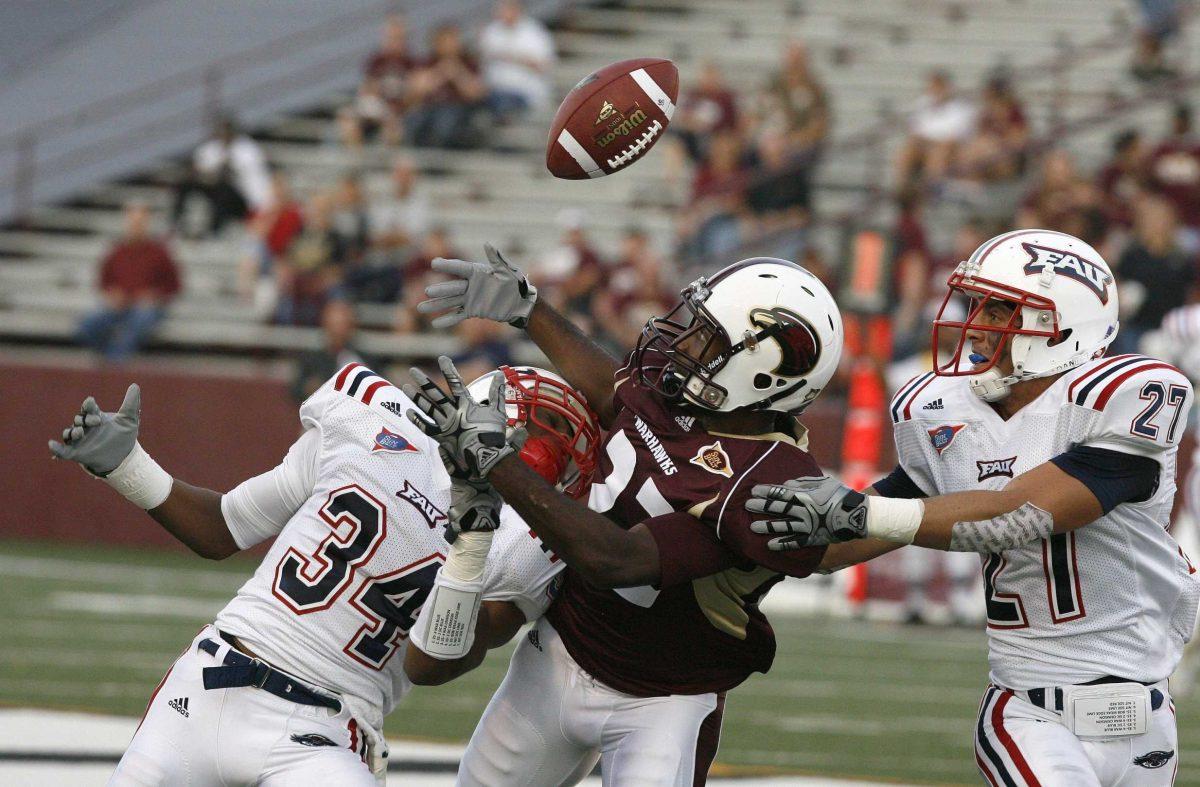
{"left": 411, "top": 245, "right": 843, "bottom": 786}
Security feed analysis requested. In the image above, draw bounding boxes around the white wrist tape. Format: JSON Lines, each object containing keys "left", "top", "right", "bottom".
{"left": 414, "top": 531, "right": 494, "bottom": 660}
{"left": 865, "top": 496, "right": 924, "bottom": 544}
{"left": 98, "top": 442, "right": 173, "bottom": 510}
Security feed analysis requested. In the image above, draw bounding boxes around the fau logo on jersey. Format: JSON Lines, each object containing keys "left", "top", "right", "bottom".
{"left": 396, "top": 480, "right": 446, "bottom": 528}
{"left": 1021, "top": 243, "right": 1113, "bottom": 304}
{"left": 976, "top": 456, "right": 1017, "bottom": 481}
{"left": 372, "top": 426, "right": 419, "bottom": 454}
{"left": 928, "top": 424, "right": 966, "bottom": 455}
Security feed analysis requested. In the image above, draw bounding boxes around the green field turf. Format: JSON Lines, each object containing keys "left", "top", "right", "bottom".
{"left": 1, "top": 538, "right": 1195, "bottom": 785}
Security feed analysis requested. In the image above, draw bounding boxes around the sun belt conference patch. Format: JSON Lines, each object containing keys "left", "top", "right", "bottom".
{"left": 927, "top": 424, "right": 966, "bottom": 455}
{"left": 372, "top": 426, "right": 419, "bottom": 454}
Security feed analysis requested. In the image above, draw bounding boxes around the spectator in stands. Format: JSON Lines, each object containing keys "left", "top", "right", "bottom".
{"left": 370, "top": 155, "right": 431, "bottom": 258}
{"left": 238, "top": 171, "right": 304, "bottom": 319}
{"left": 592, "top": 227, "right": 675, "bottom": 350}
{"left": 396, "top": 226, "right": 460, "bottom": 334}
{"left": 890, "top": 188, "right": 932, "bottom": 360}
{"left": 1016, "top": 149, "right": 1107, "bottom": 245}
{"left": 172, "top": 114, "right": 272, "bottom": 237}
{"left": 956, "top": 74, "right": 1028, "bottom": 183}
{"left": 277, "top": 192, "right": 346, "bottom": 325}
{"left": 478, "top": 0, "right": 556, "bottom": 122}
{"left": 1112, "top": 194, "right": 1197, "bottom": 354}
{"left": 331, "top": 172, "right": 371, "bottom": 266}
{"left": 1132, "top": 0, "right": 1182, "bottom": 82}
{"left": 1148, "top": 104, "right": 1200, "bottom": 249}
{"left": 758, "top": 41, "right": 830, "bottom": 161}
{"left": 407, "top": 24, "right": 487, "bottom": 148}
{"left": 895, "top": 69, "right": 976, "bottom": 187}
{"left": 745, "top": 128, "right": 812, "bottom": 231}
{"left": 1097, "top": 129, "right": 1148, "bottom": 229}
{"left": 671, "top": 60, "right": 740, "bottom": 165}
{"left": 77, "top": 202, "right": 182, "bottom": 362}
{"left": 339, "top": 15, "right": 413, "bottom": 148}
{"left": 531, "top": 208, "right": 606, "bottom": 319}
{"left": 452, "top": 318, "right": 516, "bottom": 383}
{"left": 678, "top": 130, "right": 748, "bottom": 259}
{"left": 291, "top": 298, "right": 381, "bottom": 403}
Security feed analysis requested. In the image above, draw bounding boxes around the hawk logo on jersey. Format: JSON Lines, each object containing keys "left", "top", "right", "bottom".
{"left": 396, "top": 480, "right": 446, "bottom": 528}
{"left": 372, "top": 426, "right": 419, "bottom": 454}
{"left": 291, "top": 733, "right": 337, "bottom": 747}
{"left": 928, "top": 424, "right": 966, "bottom": 455}
{"left": 1133, "top": 749, "right": 1174, "bottom": 769}
{"left": 977, "top": 457, "right": 1017, "bottom": 481}
{"left": 690, "top": 441, "right": 733, "bottom": 477}
{"left": 1021, "top": 243, "right": 1113, "bottom": 304}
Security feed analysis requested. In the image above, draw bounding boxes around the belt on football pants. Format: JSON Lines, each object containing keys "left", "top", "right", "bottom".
{"left": 1011, "top": 676, "right": 1163, "bottom": 713}
{"left": 198, "top": 633, "right": 341, "bottom": 712}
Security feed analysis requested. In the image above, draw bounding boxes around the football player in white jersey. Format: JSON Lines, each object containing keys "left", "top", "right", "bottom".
{"left": 746, "top": 230, "right": 1200, "bottom": 785}
{"left": 48, "top": 362, "right": 599, "bottom": 786}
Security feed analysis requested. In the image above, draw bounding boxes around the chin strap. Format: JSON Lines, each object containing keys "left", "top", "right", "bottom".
{"left": 968, "top": 367, "right": 1014, "bottom": 402}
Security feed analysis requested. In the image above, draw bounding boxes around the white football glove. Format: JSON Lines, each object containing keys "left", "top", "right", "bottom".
{"left": 417, "top": 244, "right": 538, "bottom": 329}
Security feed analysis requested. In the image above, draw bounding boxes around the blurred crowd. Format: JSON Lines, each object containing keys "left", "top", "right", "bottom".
{"left": 76, "top": 0, "right": 1200, "bottom": 414}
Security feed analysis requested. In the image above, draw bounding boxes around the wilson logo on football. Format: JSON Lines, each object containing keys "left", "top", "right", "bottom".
{"left": 592, "top": 102, "right": 648, "bottom": 148}
{"left": 690, "top": 441, "right": 733, "bottom": 477}
{"left": 976, "top": 457, "right": 1017, "bottom": 481}
{"left": 927, "top": 424, "right": 966, "bottom": 455}
{"left": 372, "top": 426, "right": 419, "bottom": 454}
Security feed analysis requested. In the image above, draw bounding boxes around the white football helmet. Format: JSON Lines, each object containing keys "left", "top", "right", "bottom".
{"left": 633, "top": 257, "right": 844, "bottom": 414}
{"left": 467, "top": 365, "right": 600, "bottom": 499}
{"left": 931, "top": 229, "right": 1120, "bottom": 401}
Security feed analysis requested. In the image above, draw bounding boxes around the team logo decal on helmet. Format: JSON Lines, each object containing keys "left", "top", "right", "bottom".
{"left": 633, "top": 257, "right": 843, "bottom": 414}
{"left": 1020, "top": 243, "right": 1113, "bottom": 305}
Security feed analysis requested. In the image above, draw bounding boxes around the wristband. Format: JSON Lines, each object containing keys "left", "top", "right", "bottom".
{"left": 865, "top": 496, "right": 924, "bottom": 544}
{"left": 97, "top": 442, "right": 173, "bottom": 510}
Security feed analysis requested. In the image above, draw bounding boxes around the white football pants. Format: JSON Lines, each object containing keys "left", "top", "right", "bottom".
{"left": 975, "top": 683, "right": 1179, "bottom": 786}
{"left": 110, "top": 626, "right": 376, "bottom": 786}
{"left": 458, "top": 617, "right": 720, "bottom": 787}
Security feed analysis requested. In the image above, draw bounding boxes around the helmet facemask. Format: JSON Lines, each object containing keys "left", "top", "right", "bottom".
{"left": 472, "top": 367, "right": 601, "bottom": 499}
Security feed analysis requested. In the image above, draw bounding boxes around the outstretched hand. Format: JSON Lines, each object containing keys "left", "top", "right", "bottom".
{"left": 417, "top": 244, "right": 538, "bottom": 329}
{"left": 48, "top": 384, "right": 142, "bottom": 477}
{"left": 746, "top": 475, "right": 870, "bottom": 549}
{"left": 402, "top": 356, "right": 523, "bottom": 481}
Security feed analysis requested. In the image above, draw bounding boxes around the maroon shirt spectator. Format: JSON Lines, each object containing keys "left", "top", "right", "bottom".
{"left": 1097, "top": 130, "right": 1147, "bottom": 228}
{"left": 365, "top": 15, "right": 416, "bottom": 111}
{"left": 78, "top": 203, "right": 181, "bottom": 362}
{"left": 406, "top": 24, "right": 486, "bottom": 148}
{"left": 1148, "top": 105, "right": 1200, "bottom": 229}
{"left": 674, "top": 61, "right": 740, "bottom": 163}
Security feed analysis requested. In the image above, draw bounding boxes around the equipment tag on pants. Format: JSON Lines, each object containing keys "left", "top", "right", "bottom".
{"left": 1063, "top": 683, "right": 1151, "bottom": 739}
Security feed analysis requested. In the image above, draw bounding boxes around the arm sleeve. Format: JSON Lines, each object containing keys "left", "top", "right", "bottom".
{"left": 220, "top": 426, "right": 321, "bottom": 549}
{"left": 1049, "top": 445, "right": 1160, "bottom": 514}
{"left": 870, "top": 464, "right": 930, "bottom": 498}
{"left": 644, "top": 511, "right": 742, "bottom": 589}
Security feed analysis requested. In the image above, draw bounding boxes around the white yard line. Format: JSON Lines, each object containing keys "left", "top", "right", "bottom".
{"left": 48, "top": 591, "right": 224, "bottom": 619}
{"left": 0, "top": 554, "right": 246, "bottom": 592}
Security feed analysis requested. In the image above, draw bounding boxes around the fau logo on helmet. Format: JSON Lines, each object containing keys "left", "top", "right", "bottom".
{"left": 1020, "top": 243, "right": 1113, "bottom": 304}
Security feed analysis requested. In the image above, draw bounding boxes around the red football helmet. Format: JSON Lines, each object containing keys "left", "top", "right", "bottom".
{"left": 467, "top": 366, "right": 601, "bottom": 499}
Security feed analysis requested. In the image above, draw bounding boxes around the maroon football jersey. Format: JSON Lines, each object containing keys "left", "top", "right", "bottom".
{"left": 546, "top": 361, "right": 827, "bottom": 697}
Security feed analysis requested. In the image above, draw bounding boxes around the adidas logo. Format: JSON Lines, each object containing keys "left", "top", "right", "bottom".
{"left": 921, "top": 398, "right": 944, "bottom": 411}
{"left": 380, "top": 401, "right": 405, "bottom": 417}
{"left": 675, "top": 415, "right": 695, "bottom": 432}
{"left": 168, "top": 697, "right": 189, "bottom": 717}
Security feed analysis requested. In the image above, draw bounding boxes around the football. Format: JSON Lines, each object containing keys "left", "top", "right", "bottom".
{"left": 546, "top": 57, "right": 678, "bottom": 180}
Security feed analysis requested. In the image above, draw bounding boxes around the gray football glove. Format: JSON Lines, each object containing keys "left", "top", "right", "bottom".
{"left": 417, "top": 244, "right": 538, "bottom": 329}
{"left": 48, "top": 384, "right": 141, "bottom": 477}
{"left": 746, "top": 476, "right": 869, "bottom": 549}
{"left": 446, "top": 476, "right": 503, "bottom": 543}
{"left": 403, "top": 356, "right": 524, "bottom": 480}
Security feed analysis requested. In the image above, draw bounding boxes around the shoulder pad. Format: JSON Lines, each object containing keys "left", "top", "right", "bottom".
{"left": 1066, "top": 355, "right": 1184, "bottom": 411}
{"left": 1074, "top": 356, "right": 1193, "bottom": 456}
{"left": 301, "top": 362, "right": 424, "bottom": 433}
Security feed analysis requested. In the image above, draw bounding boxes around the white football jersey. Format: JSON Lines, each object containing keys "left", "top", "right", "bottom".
{"left": 213, "top": 364, "right": 563, "bottom": 728}
{"left": 889, "top": 354, "right": 1200, "bottom": 689}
